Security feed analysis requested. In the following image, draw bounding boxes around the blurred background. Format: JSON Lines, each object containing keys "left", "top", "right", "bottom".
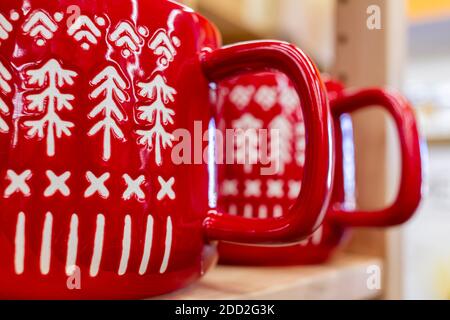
{"left": 178, "top": 0, "right": 450, "bottom": 300}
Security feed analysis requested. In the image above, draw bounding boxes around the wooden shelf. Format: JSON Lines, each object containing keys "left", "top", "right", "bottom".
{"left": 159, "top": 254, "right": 383, "bottom": 300}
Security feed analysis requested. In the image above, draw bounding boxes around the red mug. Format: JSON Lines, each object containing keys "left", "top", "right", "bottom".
{"left": 217, "top": 72, "right": 423, "bottom": 265}
{"left": 0, "top": 0, "right": 333, "bottom": 298}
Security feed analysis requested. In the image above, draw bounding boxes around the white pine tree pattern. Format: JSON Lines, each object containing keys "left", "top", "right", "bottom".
{"left": 24, "top": 59, "right": 77, "bottom": 157}
{"left": 88, "top": 66, "right": 128, "bottom": 161}
{"left": 0, "top": 61, "right": 12, "bottom": 133}
{"left": 269, "top": 115, "right": 293, "bottom": 174}
{"left": 232, "top": 113, "right": 263, "bottom": 174}
{"left": 136, "top": 73, "right": 176, "bottom": 166}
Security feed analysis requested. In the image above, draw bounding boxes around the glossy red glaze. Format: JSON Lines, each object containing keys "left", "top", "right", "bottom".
{"left": 217, "top": 73, "right": 423, "bottom": 266}
{"left": 0, "top": 0, "right": 331, "bottom": 298}
{"left": 202, "top": 42, "right": 332, "bottom": 244}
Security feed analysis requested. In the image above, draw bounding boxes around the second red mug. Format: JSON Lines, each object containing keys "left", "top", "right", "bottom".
{"left": 217, "top": 72, "right": 423, "bottom": 265}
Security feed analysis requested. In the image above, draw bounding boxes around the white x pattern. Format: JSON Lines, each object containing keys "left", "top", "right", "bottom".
{"left": 44, "top": 170, "right": 71, "bottom": 197}
{"left": 221, "top": 179, "right": 238, "bottom": 196}
{"left": 123, "top": 174, "right": 146, "bottom": 200}
{"left": 267, "top": 180, "right": 284, "bottom": 198}
{"left": 4, "top": 170, "right": 32, "bottom": 197}
{"left": 85, "top": 171, "right": 110, "bottom": 199}
{"left": 157, "top": 176, "right": 175, "bottom": 201}
{"left": 244, "top": 180, "right": 262, "bottom": 198}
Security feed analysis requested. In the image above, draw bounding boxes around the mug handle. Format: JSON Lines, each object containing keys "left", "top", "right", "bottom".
{"left": 329, "top": 88, "right": 423, "bottom": 227}
{"left": 200, "top": 41, "right": 333, "bottom": 244}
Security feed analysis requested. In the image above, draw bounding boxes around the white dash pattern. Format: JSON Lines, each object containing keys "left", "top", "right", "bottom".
{"left": 40, "top": 212, "right": 53, "bottom": 275}
{"left": 118, "top": 215, "right": 132, "bottom": 276}
{"left": 14, "top": 212, "right": 25, "bottom": 275}
{"left": 66, "top": 214, "right": 79, "bottom": 276}
{"left": 139, "top": 215, "right": 154, "bottom": 275}
{"left": 159, "top": 216, "right": 172, "bottom": 274}
{"left": 89, "top": 214, "right": 105, "bottom": 277}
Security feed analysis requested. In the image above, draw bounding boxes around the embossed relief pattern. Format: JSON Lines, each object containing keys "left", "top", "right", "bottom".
{"left": 219, "top": 75, "right": 306, "bottom": 221}
{"left": 219, "top": 76, "right": 321, "bottom": 244}
{"left": 88, "top": 65, "right": 128, "bottom": 161}
{"left": 0, "top": 5, "right": 183, "bottom": 277}
{"left": 24, "top": 59, "right": 77, "bottom": 157}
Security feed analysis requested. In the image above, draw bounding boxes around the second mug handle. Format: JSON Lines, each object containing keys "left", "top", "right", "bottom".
{"left": 200, "top": 41, "right": 333, "bottom": 244}
{"left": 329, "top": 88, "right": 423, "bottom": 227}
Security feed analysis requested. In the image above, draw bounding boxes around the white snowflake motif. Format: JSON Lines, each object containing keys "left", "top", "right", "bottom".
{"left": 269, "top": 115, "right": 293, "bottom": 174}
{"left": 254, "top": 86, "right": 278, "bottom": 111}
{"left": 24, "top": 59, "right": 77, "bottom": 157}
{"left": 136, "top": 73, "right": 176, "bottom": 166}
{"left": 67, "top": 15, "right": 105, "bottom": 50}
{"left": 88, "top": 65, "right": 128, "bottom": 161}
{"left": 232, "top": 113, "right": 263, "bottom": 174}
{"left": 229, "top": 85, "right": 255, "bottom": 110}
{"left": 109, "top": 21, "right": 149, "bottom": 58}
{"left": 279, "top": 86, "right": 300, "bottom": 114}
{"left": 22, "top": 9, "right": 62, "bottom": 47}
{"left": 149, "top": 28, "right": 180, "bottom": 70}
{"left": 0, "top": 61, "right": 12, "bottom": 133}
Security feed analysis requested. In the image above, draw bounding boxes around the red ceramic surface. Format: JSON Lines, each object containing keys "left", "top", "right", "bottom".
{"left": 0, "top": 0, "right": 332, "bottom": 298}
{"left": 217, "top": 73, "right": 423, "bottom": 266}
